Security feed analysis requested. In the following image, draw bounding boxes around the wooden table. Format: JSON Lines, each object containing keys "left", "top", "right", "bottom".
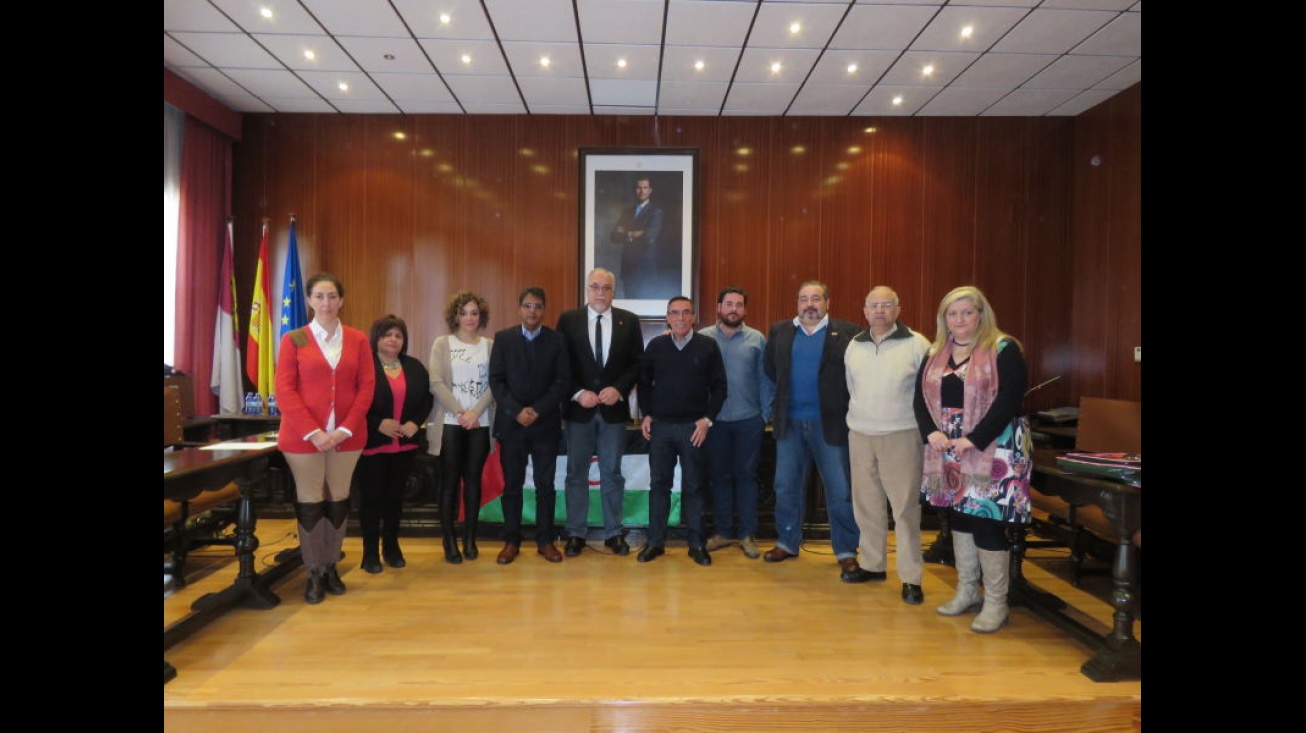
{"left": 163, "top": 438, "right": 301, "bottom": 683}
{"left": 1011, "top": 449, "right": 1141, "bottom": 682}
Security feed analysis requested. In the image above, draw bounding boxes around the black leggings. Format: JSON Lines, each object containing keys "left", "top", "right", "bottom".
{"left": 950, "top": 510, "right": 1010, "bottom": 552}
{"left": 440, "top": 425, "right": 491, "bottom": 523}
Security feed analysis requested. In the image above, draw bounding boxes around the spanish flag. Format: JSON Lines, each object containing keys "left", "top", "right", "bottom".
{"left": 245, "top": 221, "right": 275, "bottom": 403}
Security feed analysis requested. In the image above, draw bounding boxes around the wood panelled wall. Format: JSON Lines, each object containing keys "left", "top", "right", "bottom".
{"left": 230, "top": 83, "right": 1140, "bottom": 410}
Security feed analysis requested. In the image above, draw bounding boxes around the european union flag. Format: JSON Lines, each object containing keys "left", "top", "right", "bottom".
{"left": 279, "top": 216, "right": 307, "bottom": 340}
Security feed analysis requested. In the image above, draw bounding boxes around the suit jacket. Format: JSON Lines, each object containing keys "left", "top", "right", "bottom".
{"left": 363, "top": 353, "right": 434, "bottom": 451}
{"left": 763, "top": 317, "right": 860, "bottom": 446}
{"left": 556, "top": 305, "right": 644, "bottom": 424}
{"left": 488, "top": 324, "right": 571, "bottom": 442}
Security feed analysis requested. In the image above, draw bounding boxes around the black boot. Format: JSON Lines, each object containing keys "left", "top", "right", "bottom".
{"left": 304, "top": 567, "right": 326, "bottom": 604}
{"left": 361, "top": 533, "right": 383, "bottom": 574}
{"left": 324, "top": 563, "right": 346, "bottom": 595}
{"left": 382, "top": 534, "right": 406, "bottom": 569}
{"left": 463, "top": 523, "right": 479, "bottom": 560}
{"left": 442, "top": 533, "right": 463, "bottom": 564}
{"left": 440, "top": 476, "right": 462, "bottom": 564}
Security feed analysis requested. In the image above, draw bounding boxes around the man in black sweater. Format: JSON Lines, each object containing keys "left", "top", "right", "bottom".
{"left": 637, "top": 296, "right": 727, "bottom": 566}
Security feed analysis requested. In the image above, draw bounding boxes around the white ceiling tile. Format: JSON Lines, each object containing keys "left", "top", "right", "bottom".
{"left": 165, "top": 0, "right": 241, "bottom": 32}
{"left": 338, "top": 36, "right": 436, "bottom": 74}
{"left": 518, "top": 76, "right": 591, "bottom": 107}
{"left": 788, "top": 84, "right": 871, "bottom": 115}
{"left": 253, "top": 33, "right": 356, "bottom": 72}
{"left": 806, "top": 50, "right": 897, "bottom": 84}
{"left": 983, "top": 87, "right": 1080, "bottom": 115}
{"left": 393, "top": 0, "right": 494, "bottom": 39}
{"left": 916, "top": 87, "right": 1009, "bottom": 116}
{"left": 208, "top": 0, "right": 324, "bottom": 34}
{"left": 1023, "top": 54, "right": 1133, "bottom": 90}
{"left": 258, "top": 97, "right": 338, "bottom": 113}
{"left": 1048, "top": 89, "right": 1120, "bottom": 116}
{"left": 661, "top": 46, "right": 743, "bottom": 84}
{"left": 225, "top": 68, "right": 320, "bottom": 98}
{"left": 1073, "top": 11, "right": 1141, "bottom": 56}
{"left": 577, "top": 0, "right": 666, "bottom": 45}
{"left": 658, "top": 80, "right": 730, "bottom": 111}
{"left": 583, "top": 44, "right": 662, "bottom": 81}
{"left": 749, "top": 2, "right": 850, "bottom": 49}
{"left": 484, "top": 0, "right": 578, "bottom": 42}
{"left": 591, "top": 78, "right": 658, "bottom": 108}
{"left": 734, "top": 47, "right": 821, "bottom": 84}
{"left": 852, "top": 85, "right": 935, "bottom": 116}
{"left": 911, "top": 6, "right": 1030, "bottom": 52}
{"left": 297, "top": 70, "right": 389, "bottom": 101}
{"left": 830, "top": 4, "right": 937, "bottom": 49}
{"left": 952, "top": 53, "right": 1058, "bottom": 88}
{"left": 420, "top": 39, "right": 512, "bottom": 75}
{"left": 395, "top": 100, "right": 466, "bottom": 114}
{"left": 723, "top": 82, "right": 802, "bottom": 115}
{"left": 332, "top": 99, "right": 403, "bottom": 113}
{"left": 170, "top": 32, "right": 284, "bottom": 69}
{"left": 1094, "top": 59, "right": 1140, "bottom": 90}
{"left": 370, "top": 73, "right": 457, "bottom": 103}
{"left": 165, "top": 36, "right": 210, "bottom": 68}
{"left": 502, "top": 41, "right": 587, "bottom": 78}
{"left": 302, "top": 0, "right": 410, "bottom": 38}
{"left": 666, "top": 1, "right": 755, "bottom": 47}
{"left": 992, "top": 9, "right": 1118, "bottom": 54}
{"left": 880, "top": 51, "right": 979, "bottom": 87}
{"left": 444, "top": 75, "right": 525, "bottom": 108}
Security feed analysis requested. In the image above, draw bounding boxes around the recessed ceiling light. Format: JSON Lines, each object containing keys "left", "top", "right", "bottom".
{"left": 384, "top": 53, "right": 395, "bottom": 61}
{"left": 439, "top": 13, "right": 451, "bottom": 24}
{"left": 892, "top": 95, "right": 903, "bottom": 106}
{"left": 923, "top": 64, "right": 934, "bottom": 76}
{"left": 770, "top": 61, "right": 782, "bottom": 74}
{"left": 694, "top": 60, "right": 705, "bottom": 71}
{"left": 960, "top": 26, "right": 973, "bottom": 39}
{"left": 304, "top": 50, "right": 316, "bottom": 61}
{"left": 338, "top": 82, "right": 349, "bottom": 92}
{"left": 617, "top": 58, "right": 627, "bottom": 68}
{"left": 260, "top": 7, "right": 273, "bottom": 20}
{"left": 540, "top": 56, "right": 550, "bottom": 67}
{"left": 790, "top": 22, "right": 801, "bottom": 34}
{"left": 847, "top": 63, "right": 857, "bottom": 74}
{"left": 461, "top": 54, "right": 471, "bottom": 64}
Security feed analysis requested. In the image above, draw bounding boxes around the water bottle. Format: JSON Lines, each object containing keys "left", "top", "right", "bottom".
{"left": 243, "top": 392, "right": 254, "bottom": 415}
{"left": 267, "top": 393, "right": 279, "bottom": 417}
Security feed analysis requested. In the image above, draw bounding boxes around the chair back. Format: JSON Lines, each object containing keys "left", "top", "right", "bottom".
{"left": 164, "top": 384, "right": 185, "bottom": 448}
{"left": 1075, "top": 397, "right": 1141, "bottom": 453}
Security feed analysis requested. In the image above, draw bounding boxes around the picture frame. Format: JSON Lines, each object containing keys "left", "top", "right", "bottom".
{"left": 579, "top": 147, "right": 699, "bottom": 318}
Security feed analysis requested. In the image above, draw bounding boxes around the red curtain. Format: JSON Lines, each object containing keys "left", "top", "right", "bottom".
{"left": 174, "top": 116, "right": 232, "bottom": 416}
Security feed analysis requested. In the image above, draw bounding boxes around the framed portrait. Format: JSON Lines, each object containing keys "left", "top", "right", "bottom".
{"left": 579, "top": 147, "right": 699, "bottom": 318}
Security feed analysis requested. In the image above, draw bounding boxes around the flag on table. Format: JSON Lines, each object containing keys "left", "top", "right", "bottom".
{"left": 209, "top": 219, "right": 243, "bottom": 415}
{"left": 278, "top": 216, "right": 307, "bottom": 346}
{"left": 245, "top": 221, "right": 275, "bottom": 402}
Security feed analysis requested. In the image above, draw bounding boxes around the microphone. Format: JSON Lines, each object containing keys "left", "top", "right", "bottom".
{"left": 1024, "top": 375, "right": 1060, "bottom": 397}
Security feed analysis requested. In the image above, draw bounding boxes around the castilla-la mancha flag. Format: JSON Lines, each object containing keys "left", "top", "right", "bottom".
{"left": 209, "top": 219, "right": 243, "bottom": 415}
{"left": 245, "top": 221, "right": 275, "bottom": 401}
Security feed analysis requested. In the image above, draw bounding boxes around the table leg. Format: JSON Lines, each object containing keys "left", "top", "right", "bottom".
{"left": 1079, "top": 532, "right": 1141, "bottom": 681}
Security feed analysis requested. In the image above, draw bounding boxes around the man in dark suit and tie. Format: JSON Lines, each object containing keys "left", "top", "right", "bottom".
{"left": 610, "top": 176, "right": 671, "bottom": 299}
{"left": 556, "top": 268, "right": 645, "bottom": 556}
{"left": 488, "top": 287, "right": 572, "bottom": 564}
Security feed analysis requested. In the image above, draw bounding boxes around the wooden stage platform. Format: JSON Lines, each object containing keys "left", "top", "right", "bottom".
{"left": 164, "top": 522, "right": 1141, "bottom": 732}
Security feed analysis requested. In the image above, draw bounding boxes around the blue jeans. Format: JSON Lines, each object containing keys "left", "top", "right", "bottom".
{"left": 647, "top": 420, "right": 707, "bottom": 548}
{"left": 704, "top": 414, "right": 764, "bottom": 539}
{"left": 564, "top": 416, "right": 627, "bottom": 539}
{"left": 772, "top": 418, "right": 859, "bottom": 558}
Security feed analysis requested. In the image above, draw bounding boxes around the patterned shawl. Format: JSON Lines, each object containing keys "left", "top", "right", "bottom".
{"left": 920, "top": 339, "right": 1004, "bottom": 503}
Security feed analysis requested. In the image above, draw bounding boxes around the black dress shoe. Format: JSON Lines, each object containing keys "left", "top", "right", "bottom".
{"left": 688, "top": 547, "right": 713, "bottom": 566}
{"left": 637, "top": 545, "right": 665, "bottom": 563}
{"left": 838, "top": 557, "right": 885, "bottom": 584}
{"left": 564, "top": 536, "right": 586, "bottom": 557}
{"left": 902, "top": 583, "right": 925, "bottom": 605}
{"left": 361, "top": 555, "right": 384, "bottom": 574}
{"left": 382, "top": 546, "right": 407, "bottom": 569}
{"left": 604, "top": 535, "right": 631, "bottom": 556}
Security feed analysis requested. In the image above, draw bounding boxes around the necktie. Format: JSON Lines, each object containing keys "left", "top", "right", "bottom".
{"left": 594, "top": 314, "right": 604, "bottom": 368}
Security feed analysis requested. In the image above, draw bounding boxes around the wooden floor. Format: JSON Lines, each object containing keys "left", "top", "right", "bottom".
{"left": 164, "top": 522, "right": 1142, "bottom": 733}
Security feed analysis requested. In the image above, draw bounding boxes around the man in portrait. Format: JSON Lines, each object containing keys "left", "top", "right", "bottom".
{"left": 608, "top": 175, "right": 679, "bottom": 299}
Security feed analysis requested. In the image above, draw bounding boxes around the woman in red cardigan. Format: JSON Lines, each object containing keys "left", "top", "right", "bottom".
{"left": 276, "top": 273, "right": 376, "bottom": 605}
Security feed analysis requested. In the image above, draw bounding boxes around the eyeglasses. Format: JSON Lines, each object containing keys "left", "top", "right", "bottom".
{"left": 520, "top": 303, "right": 545, "bottom": 310}
{"left": 587, "top": 284, "right": 614, "bottom": 293}
{"left": 866, "top": 302, "right": 897, "bottom": 310}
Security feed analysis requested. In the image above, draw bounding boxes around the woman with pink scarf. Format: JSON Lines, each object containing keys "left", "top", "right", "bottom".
{"left": 913, "top": 286, "right": 1031, "bottom": 634}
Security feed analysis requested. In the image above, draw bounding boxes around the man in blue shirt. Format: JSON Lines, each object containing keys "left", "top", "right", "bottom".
{"left": 762, "top": 281, "right": 873, "bottom": 583}
{"left": 700, "top": 286, "right": 774, "bottom": 559}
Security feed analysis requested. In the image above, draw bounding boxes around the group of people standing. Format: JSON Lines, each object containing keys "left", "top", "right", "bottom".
{"left": 272, "top": 269, "right": 1031, "bottom": 634}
